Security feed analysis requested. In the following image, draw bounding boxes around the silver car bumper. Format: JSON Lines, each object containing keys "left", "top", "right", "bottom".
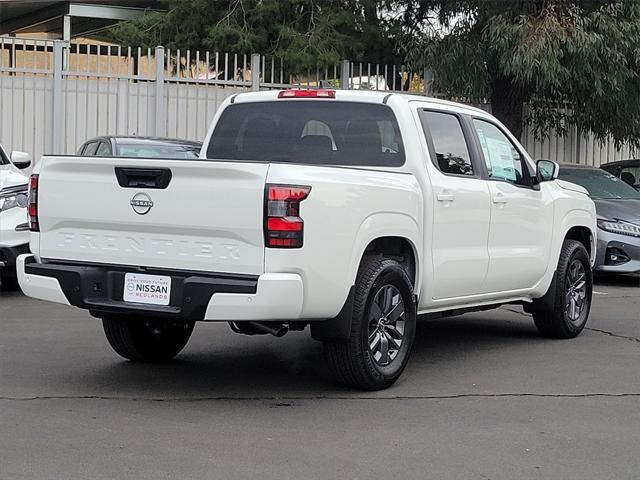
{"left": 594, "top": 229, "right": 640, "bottom": 274}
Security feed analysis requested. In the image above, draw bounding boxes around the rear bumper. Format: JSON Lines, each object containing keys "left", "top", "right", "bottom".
{"left": 17, "top": 255, "right": 304, "bottom": 322}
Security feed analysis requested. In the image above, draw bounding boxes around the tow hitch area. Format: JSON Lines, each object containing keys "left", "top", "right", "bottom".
{"left": 229, "top": 321, "right": 308, "bottom": 337}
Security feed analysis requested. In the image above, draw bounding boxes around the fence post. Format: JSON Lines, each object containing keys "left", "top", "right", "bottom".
{"left": 340, "top": 60, "right": 350, "bottom": 89}
{"left": 51, "top": 40, "right": 64, "bottom": 154}
{"left": 423, "top": 68, "right": 433, "bottom": 96}
{"left": 154, "top": 46, "right": 166, "bottom": 137}
{"left": 251, "top": 53, "right": 260, "bottom": 91}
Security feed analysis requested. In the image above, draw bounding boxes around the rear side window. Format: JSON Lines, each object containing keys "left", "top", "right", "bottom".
{"left": 419, "top": 110, "right": 474, "bottom": 176}
{"left": 95, "top": 141, "right": 112, "bottom": 156}
{"left": 206, "top": 101, "right": 405, "bottom": 166}
{"left": 83, "top": 142, "right": 99, "bottom": 156}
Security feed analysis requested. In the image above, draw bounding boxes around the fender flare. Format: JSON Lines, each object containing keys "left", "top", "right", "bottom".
{"left": 347, "top": 212, "right": 422, "bottom": 292}
{"left": 311, "top": 212, "right": 421, "bottom": 343}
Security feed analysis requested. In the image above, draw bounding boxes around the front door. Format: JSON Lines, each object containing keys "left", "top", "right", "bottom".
{"left": 471, "top": 118, "right": 554, "bottom": 293}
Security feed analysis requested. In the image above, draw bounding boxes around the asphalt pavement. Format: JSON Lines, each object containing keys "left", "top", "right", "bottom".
{"left": 1, "top": 275, "right": 638, "bottom": 479}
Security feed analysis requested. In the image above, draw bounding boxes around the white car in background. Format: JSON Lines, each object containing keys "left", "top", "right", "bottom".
{"left": 0, "top": 143, "right": 31, "bottom": 289}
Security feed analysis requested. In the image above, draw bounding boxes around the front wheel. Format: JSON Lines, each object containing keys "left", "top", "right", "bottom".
{"left": 533, "top": 240, "right": 593, "bottom": 338}
{"left": 102, "top": 316, "right": 195, "bottom": 362}
{"left": 323, "top": 256, "right": 417, "bottom": 390}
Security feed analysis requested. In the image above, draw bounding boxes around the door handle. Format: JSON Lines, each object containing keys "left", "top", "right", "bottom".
{"left": 492, "top": 193, "right": 508, "bottom": 204}
{"left": 114, "top": 167, "right": 172, "bottom": 189}
{"left": 437, "top": 193, "right": 455, "bottom": 202}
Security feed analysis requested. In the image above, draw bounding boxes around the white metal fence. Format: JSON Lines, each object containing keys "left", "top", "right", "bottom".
{"left": 0, "top": 37, "right": 636, "bottom": 166}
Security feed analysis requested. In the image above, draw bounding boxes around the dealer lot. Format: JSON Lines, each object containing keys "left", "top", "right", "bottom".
{"left": 1, "top": 275, "right": 639, "bottom": 480}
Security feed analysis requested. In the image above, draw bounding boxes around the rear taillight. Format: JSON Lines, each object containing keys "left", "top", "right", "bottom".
{"left": 28, "top": 174, "right": 39, "bottom": 232}
{"left": 264, "top": 184, "right": 311, "bottom": 248}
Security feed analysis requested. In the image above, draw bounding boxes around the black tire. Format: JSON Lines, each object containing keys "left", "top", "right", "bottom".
{"left": 0, "top": 269, "right": 20, "bottom": 290}
{"left": 102, "top": 316, "right": 195, "bottom": 362}
{"left": 323, "top": 256, "right": 417, "bottom": 390}
{"left": 533, "top": 240, "right": 593, "bottom": 339}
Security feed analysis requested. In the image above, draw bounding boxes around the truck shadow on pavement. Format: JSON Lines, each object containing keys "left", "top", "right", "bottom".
{"left": 79, "top": 313, "right": 542, "bottom": 397}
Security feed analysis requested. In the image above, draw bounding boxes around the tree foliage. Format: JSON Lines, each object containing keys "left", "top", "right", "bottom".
{"left": 401, "top": 0, "right": 640, "bottom": 145}
{"left": 109, "top": 0, "right": 399, "bottom": 73}
{"left": 109, "top": 0, "right": 640, "bottom": 146}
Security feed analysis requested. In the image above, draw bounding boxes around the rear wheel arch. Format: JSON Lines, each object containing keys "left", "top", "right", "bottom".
{"left": 361, "top": 236, "right": 418, "bottom": 292}
{"left": 311, "top": 235, "right": 419, "bottom": 344}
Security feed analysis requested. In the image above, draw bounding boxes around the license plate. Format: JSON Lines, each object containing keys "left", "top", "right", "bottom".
{"left": 123, "top": 273, "right": 171, "bottom": 306}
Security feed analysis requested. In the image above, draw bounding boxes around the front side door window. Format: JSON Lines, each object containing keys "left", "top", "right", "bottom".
{"left": 473, "top": 119, "right": 530, "bottom": 186}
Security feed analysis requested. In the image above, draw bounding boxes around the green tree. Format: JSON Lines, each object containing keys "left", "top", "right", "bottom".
{"left": 108, "top": 0, "right": 400, "bottom": 74}
{"left": 400, "top": 0, "right": 640, "bottom": 144}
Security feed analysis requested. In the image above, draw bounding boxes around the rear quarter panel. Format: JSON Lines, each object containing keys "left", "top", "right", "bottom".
{"left": 265, "top": 164, "right": 422, "bottom": 319}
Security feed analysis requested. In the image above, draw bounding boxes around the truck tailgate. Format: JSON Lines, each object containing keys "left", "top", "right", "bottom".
{"left": 36, "top": 156, "right": 268, "bottom": 275}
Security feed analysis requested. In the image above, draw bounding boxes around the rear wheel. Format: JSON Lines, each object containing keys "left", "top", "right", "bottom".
{"left": 323, "top": 256, "right": 416, "bottom": 390}
{"left": 0, "top": 269, "right": 19, "bottom": 290}
{"left": 102, "top": 316, "right": 195, "bottom": 362}
{"left": 533, "top": 240, "right": 592, "bottom": 338}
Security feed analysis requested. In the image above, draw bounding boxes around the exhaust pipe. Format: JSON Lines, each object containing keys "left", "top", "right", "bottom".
{"left": 247, "top": 321, "right": 289, "bottom": 337}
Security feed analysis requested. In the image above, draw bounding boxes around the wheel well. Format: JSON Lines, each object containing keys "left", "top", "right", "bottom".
{"left": 363, "top": 237, "right": 417, "bottom": 287}
{"left": 565, "top": 226, "right": 593, "bottom": 257}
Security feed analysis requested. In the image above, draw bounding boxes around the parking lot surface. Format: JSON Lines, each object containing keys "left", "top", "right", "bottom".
{"left": 1, "top": 275, "right": 639, "bottom": 479}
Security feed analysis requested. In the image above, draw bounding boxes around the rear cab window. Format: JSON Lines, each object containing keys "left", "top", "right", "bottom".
{"left": 206, "top": 101, "right": 405, "bottom": 167}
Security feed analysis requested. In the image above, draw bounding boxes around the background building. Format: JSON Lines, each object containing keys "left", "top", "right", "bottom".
{"left": 0, "top": 0, "right": 160, "bottom": 40}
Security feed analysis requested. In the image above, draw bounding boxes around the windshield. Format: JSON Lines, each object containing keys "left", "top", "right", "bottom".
{"left": 206, "top": 101, "right": 405, "bottom": 167}
{"left": 559, "top": 167, "right": 640, "bottom": 200}
{"left": 116, "top": 143, "right": 201, "bottom": 159}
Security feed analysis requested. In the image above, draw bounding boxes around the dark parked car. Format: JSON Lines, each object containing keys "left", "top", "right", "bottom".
{"left": 558, "top": 164, "right": 640, "bottom": 275}
{"left": 77, "top": 136, "right": 202, "bottom": 159}
{"left": 601, "top": 159, "right": 640, "bottom": 191}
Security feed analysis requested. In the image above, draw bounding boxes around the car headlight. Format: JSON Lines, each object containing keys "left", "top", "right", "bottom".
{"left": 0, "top": 186, "right": 28, "bottom": 213}
{"left": 597, "top": 218, "right": 640, "bottom": 238}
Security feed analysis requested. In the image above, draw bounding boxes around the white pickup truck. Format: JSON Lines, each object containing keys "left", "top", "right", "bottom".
{"left": 18, "top": 90, "right": 597, "bottom": 390}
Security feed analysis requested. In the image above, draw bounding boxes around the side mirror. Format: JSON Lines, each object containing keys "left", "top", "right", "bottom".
{"left": 10, "top": 151, "right": 32, "bottom": 170}
{"left": 536, "top": 159, "right": 559, "bottom": 183}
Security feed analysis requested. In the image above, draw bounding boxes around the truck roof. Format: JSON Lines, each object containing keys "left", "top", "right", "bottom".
{"left": 230, "top": 89, "right": 490, "bottom": 117}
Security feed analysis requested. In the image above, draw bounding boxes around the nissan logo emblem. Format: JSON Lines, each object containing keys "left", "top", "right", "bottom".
{"left": 130, "top": 192, "right": 154, "bottom": 215}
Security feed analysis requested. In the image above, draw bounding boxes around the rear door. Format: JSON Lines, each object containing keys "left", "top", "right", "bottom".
{"left": 37, "top": 157, "right": 269, "bottom": 275}
{"left": 418, "top": 109, "right": 492, "bottom": 300}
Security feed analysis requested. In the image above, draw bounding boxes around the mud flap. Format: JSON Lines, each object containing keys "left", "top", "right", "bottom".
{"left": 523, "top": 270, "right": 557, "bottom": 314}
{"left": 310, "top": 286, "right": 355, "bottom": 343}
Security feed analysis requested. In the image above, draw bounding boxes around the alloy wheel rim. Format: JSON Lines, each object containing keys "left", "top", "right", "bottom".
{"left": 565, "top": 259, "right": 587, "bottom": 323}
{"left": 368, "top": 284, "right": 405, "bottom": 366}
